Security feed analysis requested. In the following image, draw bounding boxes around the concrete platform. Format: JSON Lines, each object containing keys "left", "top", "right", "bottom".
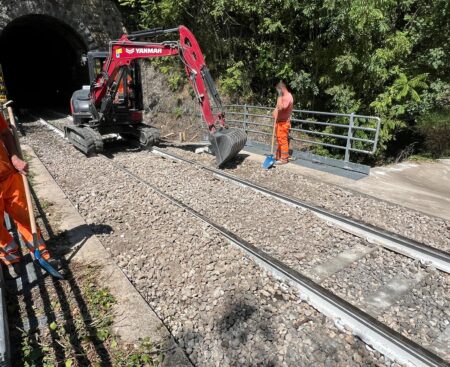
{"left": 24, "top": 145, "right": 192, "bottom": 366}
{"left": 244, "top": 150, "right": 450, "bottom": 221}
{"left": 349, "top": 160, "right": 450, "bottom": 221}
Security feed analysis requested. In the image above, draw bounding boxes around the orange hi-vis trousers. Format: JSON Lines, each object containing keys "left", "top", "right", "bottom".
{"left": 275, "top": 120, "right": 291, "bottom": 162}
{"left": 0, "top": 172, "right": 50, "bottom": 265}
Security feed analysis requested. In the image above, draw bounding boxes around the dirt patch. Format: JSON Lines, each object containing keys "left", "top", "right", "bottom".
{"left": 140, "top": 61, "right": 212, "bottom": 142}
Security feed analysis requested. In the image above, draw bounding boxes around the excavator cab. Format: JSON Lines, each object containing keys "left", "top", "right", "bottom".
{"left": 89, "top": 53, "right": 144, "bottom": 114}
{"left": 72, "top": 51, "right": 144, "bottom": 125}
{"left": 86, "top": 51, "right": 108, "bottom": 82}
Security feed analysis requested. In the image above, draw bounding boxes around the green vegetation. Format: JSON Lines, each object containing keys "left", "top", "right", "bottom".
{"left": 9, "top": 264, "right": 164, "bottom": 366}
{"left": 416, "top": 110, "right": 450, "bottom": 157}
{"left": 118, "top": 0, "right": 450, "bottom": 160}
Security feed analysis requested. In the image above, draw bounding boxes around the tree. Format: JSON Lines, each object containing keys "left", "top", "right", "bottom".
{"left": 117, "top": 0, "right": 450, "bottom": 159}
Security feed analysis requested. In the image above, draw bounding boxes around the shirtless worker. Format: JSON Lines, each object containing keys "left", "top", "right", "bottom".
{"left": 272, "top": 81, "right": 294, "bottom": 165}
{"left": 0, "top": 110, "right": 58, "bottom": 278}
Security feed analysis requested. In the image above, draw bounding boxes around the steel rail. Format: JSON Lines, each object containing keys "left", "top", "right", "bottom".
{"left": 102, "top": 155, "right": 448, "bottom": 367}
{"left": 152, "top": 147, "right": 450, "bottom": 274}
{"left": 36, "top": 115, "right": 448, "bottom": 366}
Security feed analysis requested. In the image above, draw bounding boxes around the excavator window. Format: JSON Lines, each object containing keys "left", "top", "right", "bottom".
{"left": 86, "top": 51, "right": 109, "bottom": 83}
{"left": 93, "top": 59, "right": 105, "bottom": 78}
{"left": 113, "top": 64, "right": 136, "bottom": 108}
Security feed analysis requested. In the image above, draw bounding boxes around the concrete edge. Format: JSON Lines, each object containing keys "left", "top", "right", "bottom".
{"left": 244, "top": 140, "right": 370, "bottom": 176}
{"left": 23, "top": 144, "right": 192, "bottom": 366}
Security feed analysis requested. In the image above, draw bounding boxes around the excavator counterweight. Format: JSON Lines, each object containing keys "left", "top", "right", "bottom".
{"left": 69, "top": 25, "right": 246, "bottom": 166}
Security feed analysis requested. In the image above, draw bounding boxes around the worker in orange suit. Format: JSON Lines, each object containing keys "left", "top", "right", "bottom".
{"left": 272, "top": 81, "right": 294, "bottom": 165}
{"left": 114, "top": 73, "right": 134, "bottom": 106}
{"left": 0, "top": 111, "right": 56, "bottom": 278}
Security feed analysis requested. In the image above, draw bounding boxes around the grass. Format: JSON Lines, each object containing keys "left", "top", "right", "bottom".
{"left": 406, "top": 154, "right": 438, "bottom": 163}
{"left": 39, "top": 199, "right": 53, "bottom": 211}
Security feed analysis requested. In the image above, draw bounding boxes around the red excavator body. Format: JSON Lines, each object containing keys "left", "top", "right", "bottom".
{"left": 69, "top": 26, "right": 246, "bottom": 167}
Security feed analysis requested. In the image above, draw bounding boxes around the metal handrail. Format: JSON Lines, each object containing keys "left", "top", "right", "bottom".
{"left": 201, "top": 104, "right": 381, "bottom": 163}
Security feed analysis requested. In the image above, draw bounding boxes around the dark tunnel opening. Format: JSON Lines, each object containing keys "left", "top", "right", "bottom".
{"left": 0, "top": 15, "right": 89, "bottom": 112}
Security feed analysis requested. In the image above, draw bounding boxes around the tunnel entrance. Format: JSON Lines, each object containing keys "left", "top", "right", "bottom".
{"left": 0, "top": 14, "right": 88, "bottom": 112}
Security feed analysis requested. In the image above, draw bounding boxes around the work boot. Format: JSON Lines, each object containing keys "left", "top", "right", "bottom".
{"left": 4, "top": 263, "right": 21, "bottom": 279}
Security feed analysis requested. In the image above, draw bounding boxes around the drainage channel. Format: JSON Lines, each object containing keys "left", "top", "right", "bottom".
{"left": 152, "top": 147, "right": 450, "bottom": 274}
{"left": 34, "top": 115, "right": 448, "bottom": 367}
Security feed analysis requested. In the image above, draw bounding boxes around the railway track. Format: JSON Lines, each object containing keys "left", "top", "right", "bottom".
{"left": 31, "top": 112, "right": 449, "bottom": 366}
{"left": 151, "top": 147, "right": 450, "bottom": 274}
{"left": 31, "top": 110, "right": 450, "bottom": 273}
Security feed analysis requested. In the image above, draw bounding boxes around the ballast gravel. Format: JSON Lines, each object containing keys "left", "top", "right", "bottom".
{"left": 113, "top": 150, "right": 371, "bottom": 278}
{"left": 110, "top": 149, "right": 449, "bottom": 362}
{"left": 379, "top": 268, "right": 450, "bottom": 361}
{"left": 23, "top": 121, "right": 400, "bottom": 366}
{"left": 321, "top": 248, "right": 450, "bottom": 358}
{"left": 160, "top": 145, "right": 450, "bottom": 252}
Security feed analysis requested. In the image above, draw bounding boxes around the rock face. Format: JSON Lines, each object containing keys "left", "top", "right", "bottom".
{"left": 139, "top": 62, "right": 203, "bottom": 140}
{"left": 0, "top": 0, "right": 124, "bottom": 50}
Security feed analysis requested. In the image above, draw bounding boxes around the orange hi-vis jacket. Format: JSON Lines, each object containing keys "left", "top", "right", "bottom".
{"left": 0, "top": 114, "right": 15, "bottom": 182}
{"left": 0, "top": 113, "right": 50, "bottom": 265}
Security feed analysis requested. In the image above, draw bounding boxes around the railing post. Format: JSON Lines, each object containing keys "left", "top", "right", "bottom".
{"left": 243, "top": 104, "right": 248, "bottom": 133}
{"left": 344, "top": 113, "right": 354, "bottom": 162}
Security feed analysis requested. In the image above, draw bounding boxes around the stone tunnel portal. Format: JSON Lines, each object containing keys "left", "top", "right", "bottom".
{"left": 0, "top": 14, "right": 88, "bottom": 111}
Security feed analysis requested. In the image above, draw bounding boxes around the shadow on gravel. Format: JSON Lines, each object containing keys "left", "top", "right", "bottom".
{"left": 5, "top": 186, "right": 115, "bottom": 366}
{"left": 49, "top": 223, "right": 114, "bottom": 262}
{"left": 29, "top": 184, "right": 113, "bottom": 261}
{"left": 216, "top": 300, "right": 276, "bottom": 367}
{"left": 219, "top": 153, "right": 250, "bottom": 170}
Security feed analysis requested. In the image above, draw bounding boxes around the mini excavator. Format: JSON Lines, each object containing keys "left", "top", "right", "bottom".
{"left": 69, "top": 26, "right": 247, "bottom": 167}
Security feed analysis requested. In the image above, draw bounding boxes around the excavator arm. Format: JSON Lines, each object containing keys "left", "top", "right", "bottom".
{"left": 70, "top": 25, "right": 246, "bottom": 167}
{"left": 93, "top": 26, "right": 225, "bottom": 133}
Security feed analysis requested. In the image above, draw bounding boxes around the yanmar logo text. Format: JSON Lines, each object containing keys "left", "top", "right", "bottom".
{"left": 136, "top": 48, "right": 163, "bottom": 54}
{"left": 116, "top": 47, "right": 163, "bottom": 58}
{"left": 119, "top": 48, "right": 163, "bottom": 56}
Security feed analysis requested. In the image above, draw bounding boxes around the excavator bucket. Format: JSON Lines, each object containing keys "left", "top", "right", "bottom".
{"left": 209, "top": 128, "right": 247, "bottom": 167}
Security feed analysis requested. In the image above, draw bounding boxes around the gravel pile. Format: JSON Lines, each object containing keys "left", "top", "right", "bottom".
{"left": 23, "top": 122, "right": 399, "bottom": 366}
{"left": 160, "top": 146, "right": 450, "bottom": 252}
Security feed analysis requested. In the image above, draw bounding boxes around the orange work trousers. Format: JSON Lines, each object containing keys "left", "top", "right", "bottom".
{"left": 0, "top": 172, "right": 49, "bottom": 265}
{"left": 275, "top": 120, "right": 291, "bottom": 162}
